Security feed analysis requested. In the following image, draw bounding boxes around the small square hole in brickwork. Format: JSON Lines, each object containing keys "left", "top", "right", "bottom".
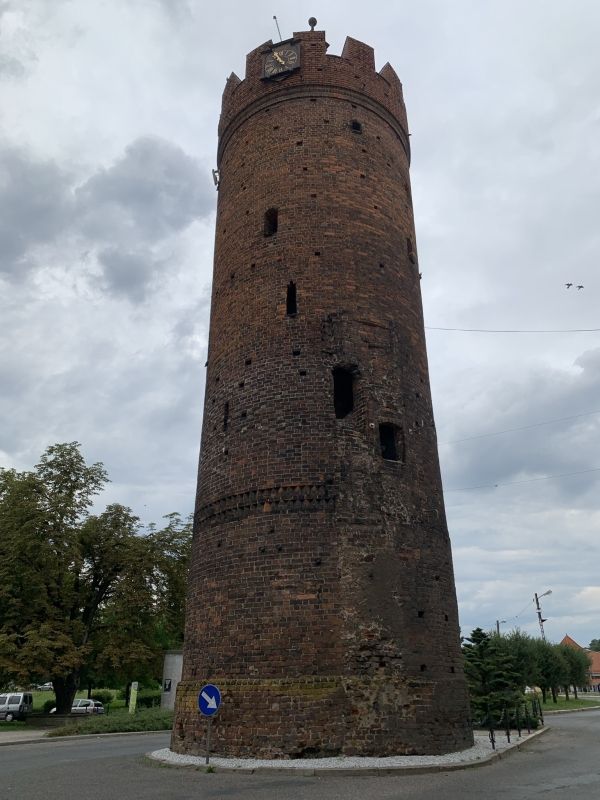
{"left": 418, "top": 610, "right": 424, "bottom": 618}
{"left": 445, "top": 614, "right": 449, "bottom": 621}
{"left": 292, "top": 349, "right": 301, "bottom": 356}
{"left": 314, "top": 251, "right": 321, "bottom": 256}
{"left": 360, "top": 174, "right": 366, "bottom": 179}
{"left": 420, "top": 664, "right": 427, "bottom": 672}
{"left": 240, "top": 411, "right": 247, "bottom": 418}
{"left": 296, "top": 141, "right": 303, "bottom": 146}
{"left": 350, "top": 119, "right": 362, "bottom": 133}
{"left": 239, "top": 381, "right": 245, "bottom": 388}
{"left": 303, "top": 167, "right": 308, "bottom": 171}
{"left": 273, "top": 125, "right": 279, "bottom": 130}
{"left": 333, "top": 367, "right": 354, "bottom": 419}
{"left": 286, "top": 282, "right": 297, "bottom": 316}
{"left": 450, "top": 666, "right": 455, "bottom": 673}
{"left": 264, "top": 208, "right": 278, "bottom": 236}
{"left": 299, "top": 370, "right": 307, "bottom": 376}
{"left": 245, "top": 358, "right": 252, "bottom": 366}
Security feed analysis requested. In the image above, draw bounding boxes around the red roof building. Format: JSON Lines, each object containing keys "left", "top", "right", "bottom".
{"left": 561, "top": 635, "right": 600, "bottom": 688}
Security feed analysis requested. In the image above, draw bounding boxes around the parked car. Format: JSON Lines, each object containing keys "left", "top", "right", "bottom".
{"left": 0, "top": 692, "right": 34, "bottom": 721}
{"left": 72, "top": 700, "right": 104, "bottom": 714}
{"left": 36, "top": 682, "right": 53, "bottom": 691}
{"left": 50, "top": 699, "right": 105, "bottom": 715}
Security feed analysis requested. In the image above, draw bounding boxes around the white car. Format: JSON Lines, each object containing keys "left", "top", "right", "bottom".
{"left": 50, "top": 699, "right": 105, "bottom": 714}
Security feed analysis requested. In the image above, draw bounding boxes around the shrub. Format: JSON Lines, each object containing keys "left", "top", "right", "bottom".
{"left": 48, "top": 707, "right": 173, "bottom": 736}
{"left": 90, "top": 690, "right": 114, "bottom": 706}
{"left": 136, "top": 689, "right": 161, "bottom": 709}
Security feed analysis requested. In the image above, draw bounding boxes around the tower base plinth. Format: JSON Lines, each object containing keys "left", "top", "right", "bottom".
{"left": 171, "top": 676, "right": 473, "bottom": 758}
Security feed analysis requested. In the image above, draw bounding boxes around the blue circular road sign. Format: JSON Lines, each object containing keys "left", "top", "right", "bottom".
{"left": 198, "top": 683, "right": 221, "bottom": 716}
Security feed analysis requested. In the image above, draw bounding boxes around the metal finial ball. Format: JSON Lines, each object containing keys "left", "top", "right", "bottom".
{"left": 308, "top": 17, "right": 317, "bottom": 30}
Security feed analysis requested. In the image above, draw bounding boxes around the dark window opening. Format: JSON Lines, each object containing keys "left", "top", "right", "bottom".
{"left": 420, "top": 664, "right": 427, "bottom": 672}
{"left": 286, "top": 282, "right": 297, "bottom": 316}
{"left": 264, "top": 208, "right": 278, "bottom": 236}
{"left": 350, "top": 119, "right": 362, "bottom": 133}
{"left": 333, "top": 367, "right": 354, "bottom": 419}
{"left": 418, "top": 610, "right": 424, "bottom": 618}
{"left": 223, "top": 402, "right": 229, "bottom": 431}
{"left": 379, "top": 423, "right": 403, "bottom": 461}
{"left": 450, "top": 666, "right": 455, "bottom": 673}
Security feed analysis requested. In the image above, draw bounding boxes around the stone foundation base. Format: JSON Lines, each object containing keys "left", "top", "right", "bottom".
{"left": 171, "top": 675, "right": 473, "bottom": 758}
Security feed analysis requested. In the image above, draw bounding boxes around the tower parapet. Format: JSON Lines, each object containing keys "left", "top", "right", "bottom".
{"left": 218, "top": 30, "right": 408, "bottom": 162}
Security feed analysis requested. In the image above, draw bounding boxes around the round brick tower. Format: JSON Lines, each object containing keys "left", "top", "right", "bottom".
{"left": 172, "top": 24, "right": 473, "bottom": 758}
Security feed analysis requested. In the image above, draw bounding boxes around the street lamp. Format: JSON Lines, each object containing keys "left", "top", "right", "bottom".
{"left": 534, "top": 589, "right": 552, "bottom": 640}
{"left": 496, "top": 619, "right": 506, "bottom": 635}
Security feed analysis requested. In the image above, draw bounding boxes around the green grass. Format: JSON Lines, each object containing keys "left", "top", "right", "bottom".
{"left": 29, "top": 689, "right": 126, "bottom": 712}
{"left": 542, "top": 695, "right": 600, "bottom": 711}
{"left": 47, "top": 707, "right": 173, "bottom": 737}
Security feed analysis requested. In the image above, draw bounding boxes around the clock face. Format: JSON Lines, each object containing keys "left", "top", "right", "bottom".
{"left": 264, "top": 45, "right": 300, "bottom": 78}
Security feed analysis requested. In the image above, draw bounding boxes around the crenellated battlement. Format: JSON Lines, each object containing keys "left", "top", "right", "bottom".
{"left": 218, "top": 28, "right": 407, "bottom": 148}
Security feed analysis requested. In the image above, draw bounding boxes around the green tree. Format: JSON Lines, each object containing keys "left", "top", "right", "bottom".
{"left": 559, "top": 645, "right": 590, "bottom": 699}
{"left": 588, "top": 639, "right": 600, "bottom": 652}
{"left": 0, "top": 443, "right": 191, "bottom": 712}
{"left": 531, "top": 639, "right": 569, "bottom": 703}
{"left": 462, "top": 628, "right": 521, "bottom": 724}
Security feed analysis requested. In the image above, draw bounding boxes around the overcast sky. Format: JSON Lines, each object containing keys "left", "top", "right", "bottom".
{"left": 2, "top": 0, "right": 599, "bottom": 648}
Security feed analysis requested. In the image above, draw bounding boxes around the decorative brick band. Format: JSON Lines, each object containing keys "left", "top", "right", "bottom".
{"left": 195, "top": 482, "right": 337, "bottom": 524}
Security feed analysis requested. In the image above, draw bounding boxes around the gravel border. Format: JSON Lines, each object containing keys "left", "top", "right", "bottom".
{"left": 148, "top": 728, "right": 548, "bottom": 775}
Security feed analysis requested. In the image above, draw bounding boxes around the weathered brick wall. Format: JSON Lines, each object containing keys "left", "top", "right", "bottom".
{"left": 172, "top": 26, "right": 473, "bottom": 758}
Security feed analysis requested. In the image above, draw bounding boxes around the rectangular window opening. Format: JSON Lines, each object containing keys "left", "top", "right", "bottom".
{"left": 223, "top": 402, "right": 229, "bottom": 431}
{"left": 333, "top": 367, "right": 354, "bottom": 419}
{"left": 379, "top": 423, "right": 403, "bottom": 461}
{"left": 286, "top": 281, "right": 297, "bottom": 316}
{"left": 264, "top": 208, "right": 278, "bottom": 236}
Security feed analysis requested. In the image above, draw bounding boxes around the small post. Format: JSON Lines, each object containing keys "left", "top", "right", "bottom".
{"left": 205, "top": 717, "right": 212, "bottom": 765}
{"left": 504, "top": 703, "right": 511, "bottom": 743}
{"left": 487, "top": 702, "right": 496, "bottom": 750}
{"left": 515, "top": 703, "right": 521, "bottom": 737}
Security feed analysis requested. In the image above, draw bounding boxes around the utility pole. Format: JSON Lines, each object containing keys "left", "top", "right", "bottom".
{"left": 534, "top": 590, "right": 552, "bottom": 640}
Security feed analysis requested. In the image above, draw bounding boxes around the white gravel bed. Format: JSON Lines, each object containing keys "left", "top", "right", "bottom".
{"left": 149, "top": 730, "right": 536, "bottom": 771}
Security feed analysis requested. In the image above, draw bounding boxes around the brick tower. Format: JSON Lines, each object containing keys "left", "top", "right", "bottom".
{"left": 173, "top": 22, "right": 472, "bottom": 758}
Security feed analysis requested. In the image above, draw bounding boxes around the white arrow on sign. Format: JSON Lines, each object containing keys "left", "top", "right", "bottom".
{"left": 201, "top": 690, "right": 218, "bottom": 710}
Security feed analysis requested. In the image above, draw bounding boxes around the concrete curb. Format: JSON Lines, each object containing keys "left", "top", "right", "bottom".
{"left": 147, "top": 727, "right": 549, "bottom": 776}
{"left": 544, "top": 705, "right": 600, "bottom": 715}
{"left": 0, "top": 729, "right": 169, "bottom": 747}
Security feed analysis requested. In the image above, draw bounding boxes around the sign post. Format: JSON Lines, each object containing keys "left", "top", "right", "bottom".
{"left": 198, "top": 684, "right": 221, "bottom": 765}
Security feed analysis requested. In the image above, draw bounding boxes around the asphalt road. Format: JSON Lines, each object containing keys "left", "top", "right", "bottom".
{"left": 1, "top": 711, "right": 599, "bottom": 799}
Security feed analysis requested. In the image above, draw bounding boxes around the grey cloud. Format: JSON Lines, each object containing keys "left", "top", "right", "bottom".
{"left": 76, "top": 136, "right": 213, "bottom": 244}
{"left": 0, "top": 147, "right": 73, "bottom": 277}
{"left": 0, "top": 55, "right": 25, "bottom": 78}
{"left": 441, "top": 347, "right": 600, "bottom": 498}
{"left": 97, "top": 247, "right": 162, "bottom": 303}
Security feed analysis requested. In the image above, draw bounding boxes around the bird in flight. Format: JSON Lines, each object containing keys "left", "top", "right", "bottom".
{"left": 565, "top": 283, "right": 573, "bottom": 288}
{"left": 577, "top": 285, "right": 584, "bottom": 290}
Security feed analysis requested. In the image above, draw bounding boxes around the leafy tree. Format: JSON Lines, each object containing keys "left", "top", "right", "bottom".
{"left": 559, "top": 645, "right": 590, "bottom": 699}
{"left": 0, "top": 443, "right": 191, "bottom": 712}
{"left": 589, "top": 639, "right": 600, "bottom": 652}
{"left": 531, "top": 639, "right": 569, "bottom": 703}
{"left": 462, "top": 628, "right": 521, "bottom": 724}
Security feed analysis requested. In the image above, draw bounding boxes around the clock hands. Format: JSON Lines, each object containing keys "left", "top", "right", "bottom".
{"left": 273, "top": 50, "right": 285, "bottom": 65}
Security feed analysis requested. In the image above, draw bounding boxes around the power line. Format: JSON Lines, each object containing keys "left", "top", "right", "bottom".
{"left": 440, "top": 409, "right": 600, "bottom": 445}
{"left": 449, "top": 466, "right": 600, "bottom": 492}
{"left": 426, "top": 326, "right": 600, "bottom": 333}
